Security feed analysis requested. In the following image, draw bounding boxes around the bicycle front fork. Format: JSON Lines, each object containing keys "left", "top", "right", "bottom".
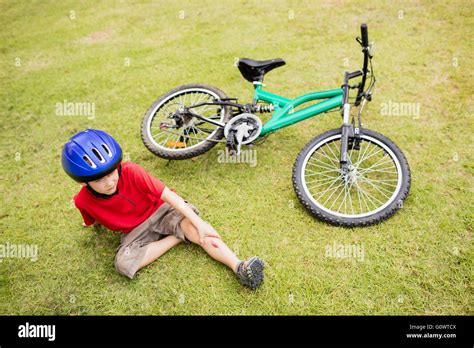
{"left": 340, "top": 103, "right": 355, "bottom": 171}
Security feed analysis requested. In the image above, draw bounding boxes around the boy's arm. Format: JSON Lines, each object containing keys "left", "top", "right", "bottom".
{"left": 161, "top": 187, "right": 220, "bottom": 245}
{"left": 74, "top": 198, "right": 97, "bottom": 228}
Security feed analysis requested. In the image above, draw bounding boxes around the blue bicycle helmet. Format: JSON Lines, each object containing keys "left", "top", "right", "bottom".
{"left": 62, "top": 129, "right": 122, "bottom": 182}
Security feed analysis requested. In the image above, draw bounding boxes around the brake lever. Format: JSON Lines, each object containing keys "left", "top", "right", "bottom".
{"left": 356, "top": 36, "right": 374, "bottom": 58}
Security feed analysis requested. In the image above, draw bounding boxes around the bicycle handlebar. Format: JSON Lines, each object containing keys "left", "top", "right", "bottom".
{"left": 342, "top": 24, "right": 375, "bottom": 106}
{"left": 355, "top": 23, "right": 370, "bottom": 106}
{"left": 361, "top": 23, "right": 369, "bottom": 48}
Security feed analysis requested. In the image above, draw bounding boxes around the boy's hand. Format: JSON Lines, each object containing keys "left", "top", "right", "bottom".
{"left": 161, "top": 187, "right": 221, "bottom": 245}
{"left": 196, "top": 221, "right": 221, "bottom": 246}
{"left": 82, "top": 222, "right": 96, "bottom": 228}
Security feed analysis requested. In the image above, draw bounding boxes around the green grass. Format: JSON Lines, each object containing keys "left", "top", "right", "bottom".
{"left": 0, "top": 0, "right": 472, "bottom": 315}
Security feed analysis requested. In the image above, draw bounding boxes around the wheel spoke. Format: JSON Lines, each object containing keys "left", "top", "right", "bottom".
{"left": 308, "top": 179, "right": 341, "bottom": 190}
{"left": 325, "top": 140, "right": 340, "bottom": 164}
{"left": 355, "top": 146, "right": 384, "bottom": 167}
{"left": 319, "top": 147, "right": 339, "bottom": 167}
{"left": 354, "top": 182, "right": 376, "bottom": 210}
{"left": 307, "top": 157, "right": 339, "bottom": 171}
{"left": 305, "top": 168, "right": 341, "bottom": 177}
{"left": 315, "top": 177, "right": 344, "bottom": 200}
{"left": 357, "top": 176, "right": 393, "bottom": 198}
{"left": 307, "top": 175, "right": 341, "bottom": 189}
{"left": 327, "top": 182, "right": 346, "bottom": 210}
{"left": 358, "top": 158, "right": 394, "bottom": 174}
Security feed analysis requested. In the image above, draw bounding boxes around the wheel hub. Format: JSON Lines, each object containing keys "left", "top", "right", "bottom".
{"left": 342, "top": 164, "right": 358, "bottom": 184}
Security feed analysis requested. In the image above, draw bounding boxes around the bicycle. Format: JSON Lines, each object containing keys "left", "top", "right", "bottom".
{"left": 141, "top": 24, "right": 411, "bottom": 227}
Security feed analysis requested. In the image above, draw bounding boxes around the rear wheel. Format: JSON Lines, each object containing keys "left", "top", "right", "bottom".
{"left": 141, "top": 84, "right": 232, "bottom": 159}
{"left": 293, "top": 128, "right": 411, "bottom": 227}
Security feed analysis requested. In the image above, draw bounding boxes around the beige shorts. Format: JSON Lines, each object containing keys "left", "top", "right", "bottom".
{"left": 114, "top": 201, "right": 200, "bottom": 279}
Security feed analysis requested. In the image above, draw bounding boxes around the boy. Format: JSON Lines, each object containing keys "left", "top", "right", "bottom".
{"left": 62, "top": 129, "right": 265, "bottom": 290}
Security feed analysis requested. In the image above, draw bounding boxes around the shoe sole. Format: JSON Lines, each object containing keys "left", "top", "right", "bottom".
{"left": 246, "top": 257, "right": 265, "bottom": 290}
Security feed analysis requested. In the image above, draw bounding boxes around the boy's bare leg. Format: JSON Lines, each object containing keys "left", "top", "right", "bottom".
{"left": 180, "top": 218, "right": 240, "bottom": 272}
{"left": 138, "top": 235, "right": 183, "bottom": 269}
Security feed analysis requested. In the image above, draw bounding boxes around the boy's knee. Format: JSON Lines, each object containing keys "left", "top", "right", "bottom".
{"left": 180, "top": 218, "right": 199, "bottom": 243}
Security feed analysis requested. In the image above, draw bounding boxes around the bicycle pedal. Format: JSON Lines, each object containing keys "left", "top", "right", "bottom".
{"left": 166, "top": 140, "right": 186, "bottom": 148}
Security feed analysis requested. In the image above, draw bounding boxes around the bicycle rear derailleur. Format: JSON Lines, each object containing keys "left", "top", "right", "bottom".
{"left": 224, "top": 113, "right": 262, "bottom": 156}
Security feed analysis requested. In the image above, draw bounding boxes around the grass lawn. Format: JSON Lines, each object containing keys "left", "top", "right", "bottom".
{"left": 0, "top": 0, "right": 472, "bottom": 315}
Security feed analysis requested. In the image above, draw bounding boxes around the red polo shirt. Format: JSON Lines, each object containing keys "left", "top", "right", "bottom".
{"left": 73, "top": 162, "right": 166, "bottom": 233}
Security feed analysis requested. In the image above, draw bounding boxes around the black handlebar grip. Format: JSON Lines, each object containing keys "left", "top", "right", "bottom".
{"left": 361, "top": 23, "right": 369, "bottom": 47}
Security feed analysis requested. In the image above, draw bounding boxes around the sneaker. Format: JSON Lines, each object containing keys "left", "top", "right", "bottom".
{"left": 235, "top": 256, "right": 265, "bottom": 290}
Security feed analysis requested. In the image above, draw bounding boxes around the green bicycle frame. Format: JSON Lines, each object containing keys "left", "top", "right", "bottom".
{"left": 252, "top": 83, "right": 343, "bottom": 136}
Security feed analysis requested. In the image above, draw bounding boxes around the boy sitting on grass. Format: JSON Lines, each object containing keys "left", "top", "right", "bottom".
{"left": 62, "top": 128, "right": 265, "bottom": 290}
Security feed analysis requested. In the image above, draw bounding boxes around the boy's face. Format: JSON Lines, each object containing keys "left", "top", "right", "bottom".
{"left": 82, "top": 169, "right": 119, "bottom": 195}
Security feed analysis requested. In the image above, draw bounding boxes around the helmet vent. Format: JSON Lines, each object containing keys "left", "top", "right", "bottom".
{"left": 92, "top": 148, "right": 105, "bottom": 163}
{"left": 82, "top": 155, "right": 97, "bottom": 168}
{"left": 101, "top": 143, "right": 112, "bottom": 157}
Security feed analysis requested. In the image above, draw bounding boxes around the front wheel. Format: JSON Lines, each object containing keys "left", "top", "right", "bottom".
{"left": 293, "top": 128, "right": 411, "bottom": 227}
